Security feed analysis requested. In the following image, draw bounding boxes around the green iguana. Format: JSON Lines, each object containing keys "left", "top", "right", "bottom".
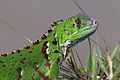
{"left": 0, "top": 13, "right": 98, "bottom": 80}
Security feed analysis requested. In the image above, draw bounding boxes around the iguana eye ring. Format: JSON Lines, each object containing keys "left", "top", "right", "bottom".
{"left": 75, "top": 19, "right": 81, "bottom": 25}
{"left": 73, "top": 19, "right": 82, "bottom": 29}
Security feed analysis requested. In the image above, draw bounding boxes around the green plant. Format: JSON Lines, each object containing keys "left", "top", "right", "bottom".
{"left": 59, "top": 38, "right": 120, "bottom": 80}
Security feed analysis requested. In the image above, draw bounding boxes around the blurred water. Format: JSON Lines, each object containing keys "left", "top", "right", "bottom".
{"left": 0, "top": 0, "right": 120, "bottom": 63}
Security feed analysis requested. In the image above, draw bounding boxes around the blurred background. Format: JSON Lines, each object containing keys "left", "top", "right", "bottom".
{"left": 0, "top": 0, "right": 120, "bottom": 64}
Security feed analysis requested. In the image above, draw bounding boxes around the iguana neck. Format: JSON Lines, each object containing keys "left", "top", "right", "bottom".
{"left": 40, "top": 30, "right": 64, "bottom": 64}
{"left": 39, "top": 20, "right": 66, "bottom": 79}
{"left": 40, "top": 20, "right": 67, "bottom": 62}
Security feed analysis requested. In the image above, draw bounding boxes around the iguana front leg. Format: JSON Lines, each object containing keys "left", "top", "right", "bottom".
{"left": 46, "top": 53, "right": 62, "bottom": 80}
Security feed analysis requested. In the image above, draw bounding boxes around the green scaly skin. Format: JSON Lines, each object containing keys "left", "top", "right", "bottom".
{"left": 0, "top": 13, "right": 98, "bottom": 80}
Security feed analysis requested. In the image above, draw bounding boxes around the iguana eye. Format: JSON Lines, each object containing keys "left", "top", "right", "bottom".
{"left": 73, "top": 19, "right": 82, "bottom": 29}
{"left": 75, "top": 19, "right": 81, "bottom": 25}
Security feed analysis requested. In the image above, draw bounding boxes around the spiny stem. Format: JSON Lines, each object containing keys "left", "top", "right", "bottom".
{"left": 70, "top": 50, "right": 77, "bottom": 67}
{"left": 73, "top": 0, "right": 86, "bottom": 14}
{"left": 74, "top": 48, "right": 86, "bottom": 74}
{"left": 0, "top": 19, "right": 33, "bottom": 44}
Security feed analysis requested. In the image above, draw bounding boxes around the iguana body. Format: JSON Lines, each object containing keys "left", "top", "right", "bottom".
{"left": 0, "top": 13, "right": 98, "bottom": 80}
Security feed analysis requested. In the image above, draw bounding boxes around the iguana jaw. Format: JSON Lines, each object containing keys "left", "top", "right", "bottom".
{"left": 59, "top": 24, "right": 98, "bottom": 58}
{"left": 71, "top": 24, "right": 98, "bottom": 46}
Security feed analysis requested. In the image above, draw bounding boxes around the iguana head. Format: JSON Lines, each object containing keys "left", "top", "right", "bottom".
{"left": 59, "top": 13, "right": 98, "bottom": 48}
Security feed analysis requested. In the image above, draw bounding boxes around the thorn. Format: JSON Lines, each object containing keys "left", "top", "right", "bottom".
{"left": 16, "top": 49, "right": 21, "bottom": 53}
{"left": 56, "top": 19, "right": 64, "bottom": 24}
{"left": 51, "top": 24, "right": 55, "bottom": 27}
{"left": 41, "top": 34, "right": 47, "bottom": 40}
{"left": 45, "top": 32, "right": 48, "bottom": 36}
{"left": 59, "top": 19, "right": 64, "bottom": 22}
{"left": 1, "top": 53, "right": 7, "bottom": 57}
{"left": 57, "top": 19, "right": 64, "bottom": 22}
{"left": 53, "top": 22, "right": 57, "bottom": 25}
{"left": 24, "top": 45, "right": 30, "bottom": 49}
{"left": 11, "top": 51, "right": 15, "bottom": 54}
{"left": 33, "top": 40, "right": 39, "bottom": 45}
{"left": 47, "top": 29, "right": 52, "bottom": 33}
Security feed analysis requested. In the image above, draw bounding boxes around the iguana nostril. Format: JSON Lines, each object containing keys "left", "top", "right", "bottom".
{"left": 94, "top": 20, "right": 97, "bottom": 25}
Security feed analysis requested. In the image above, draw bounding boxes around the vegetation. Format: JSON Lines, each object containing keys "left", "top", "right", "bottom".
{"left": 59, "top": 38, "right": 120, "bottom": 80}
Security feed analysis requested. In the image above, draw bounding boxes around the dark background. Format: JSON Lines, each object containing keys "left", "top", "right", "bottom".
{"left": 0, "top": 0, "right": 120, "bottom": 64}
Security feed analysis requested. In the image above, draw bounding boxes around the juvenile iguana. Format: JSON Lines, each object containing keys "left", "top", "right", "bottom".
{"left": 0, "top": 13, "right": 98, "bottom": 80}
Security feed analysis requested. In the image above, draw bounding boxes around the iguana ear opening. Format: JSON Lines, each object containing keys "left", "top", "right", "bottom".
{"left": 65, "top": 30, "right": 70, "bottom": 36}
